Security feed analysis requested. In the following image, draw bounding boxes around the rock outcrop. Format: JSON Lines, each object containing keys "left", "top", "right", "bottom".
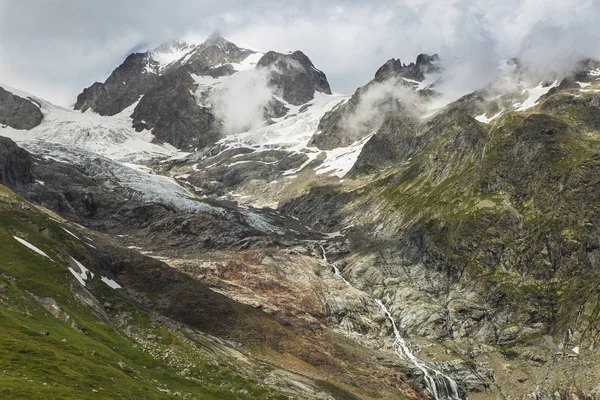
{"left": 74, "top": 52, "right": 160, "bottom": 116}
{"left": 0, "top": 86, "right": 43, "bottom": 129}
{"left": 258, "top": 50, "right": 332, "bottom": 105}
{"left": 374, "top": 54, "right": 441, "bottom": 82}
{"left": 130, "top": 66, "right": 220, "bottom": 150}
{"left": 0, "top": 137, "right": 33, "bottom": 187}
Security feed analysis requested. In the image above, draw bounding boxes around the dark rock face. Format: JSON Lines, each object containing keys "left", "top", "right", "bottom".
{"left": 310, "top": 81, "right": 410, "bottom": 150}
{"left": 350, "top": 113, "right": 421, "bottom": 173}
{"left": 24, "top": 156, "right": 125, "bottom": 222}
{"left": 75, "top": 52, "right": 160, "bottom": 116}
{"left": 374, "top": 54, "right": 441, "bottom": 82}
{"left": 130, "top": 67, "right": 220, "bottom": 151}
{"left": 0, "top": 137, "right": 33, "bottom": 188}
{"left": 0, "top": 87, "right": 43, "bottom": 130}
{"left": 258, "top": 50, "right": 332, "bottom": 105}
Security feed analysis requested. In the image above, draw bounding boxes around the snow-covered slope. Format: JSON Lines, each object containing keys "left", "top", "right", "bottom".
{"left": 214, "top": 92, "right": 351, "bottom": 176}
{"left": 0, "top": 89, "right": 180, "bottom": 164}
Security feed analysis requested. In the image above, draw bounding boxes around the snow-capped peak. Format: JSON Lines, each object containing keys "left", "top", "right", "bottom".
{"left": 149, "top": 39, "right": 195, "bottom": 72}
{"left": 146, "top": 33, "right": 258, "bottom": 75}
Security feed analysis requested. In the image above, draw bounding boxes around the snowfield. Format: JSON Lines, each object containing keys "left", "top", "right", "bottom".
{"left": 13, "top": 236, "right": 53, "bottom": 261}
{"left": 0, "top": 95, "right": 181, "bottom": 164}
{"left": 213, "top": 91, "right": 357, "bottom": 178}
{"left": 514, "top": 80, "right": 559, "bottom": 111}
{"left": 101, "top": 276, "right": 122, "bottom": 289}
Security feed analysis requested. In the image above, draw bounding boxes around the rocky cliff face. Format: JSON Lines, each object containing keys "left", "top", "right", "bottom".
{"left": 0, "top": 136, "right": 33, "bottom": 187}
{"left": 74, "top": 52, "right": 160, "bottom": 116}
{"left": 258, "top": 50, "right": 332, "bottom": 105}
{"left": 130, "top": 66, "right": 220, "bottom": 150}
{"left": 0, "top": 86, "right": 43, "bottom": 130}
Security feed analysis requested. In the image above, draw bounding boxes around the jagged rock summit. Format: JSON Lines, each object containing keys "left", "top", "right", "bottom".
{"left": 309, "top": 53, "right": 442, "bottom": 151}
{"left": 374, "top": 53, "right": 442, "bottom": 82}
{"left": 257, "top": 50, "right": 332, "bottom": 105}
{"left": 74, "top": 32, "right": 333, "bottom": 151}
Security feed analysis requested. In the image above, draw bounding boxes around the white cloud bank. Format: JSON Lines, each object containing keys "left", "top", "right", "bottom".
{"left": 1, "top": 0, "right": 599, "bottom": 106}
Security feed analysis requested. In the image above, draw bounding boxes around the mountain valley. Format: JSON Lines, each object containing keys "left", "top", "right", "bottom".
{"left": 1, "top": 32, "right": 600, "bottom": 400}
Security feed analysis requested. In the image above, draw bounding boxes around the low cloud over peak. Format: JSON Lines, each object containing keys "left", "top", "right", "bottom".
{"left": 1, "top": 0, "right": 599, "bottom": 106}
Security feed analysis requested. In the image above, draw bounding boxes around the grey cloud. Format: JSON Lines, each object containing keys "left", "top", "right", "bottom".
{"left": 1, "top": 0, "right": 600, "bottom": 106}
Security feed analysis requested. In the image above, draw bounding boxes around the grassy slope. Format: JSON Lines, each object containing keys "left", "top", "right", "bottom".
{"left": 0, "top": 185, "right": 287, "bottom": 400}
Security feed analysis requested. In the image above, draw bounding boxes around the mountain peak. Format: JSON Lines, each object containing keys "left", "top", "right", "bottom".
{"left": 203, "top": 30, "right": 228, "bottom": 46}
{"left": 208, "top": 29, "right": 223, "bottom": 40}
{"left": 153, "top": 39, "right": 189, "bottom": 55}
{"left": 374, "top": 53, "right": 441, "bottom": 82}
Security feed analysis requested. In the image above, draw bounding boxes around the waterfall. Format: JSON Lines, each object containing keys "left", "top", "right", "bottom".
{"left": 318, "top": 243, "right": 351, "bottom": 286}
{"left": 375, "top": 299, "right": 461, "bottom": 400}
{"left": 319, "top": 243, "right": 462, "bottom": 400}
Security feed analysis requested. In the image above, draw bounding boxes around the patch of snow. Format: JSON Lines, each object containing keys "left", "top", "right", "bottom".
{"left": 70, "top": 256, "right": 94, "bottom": 280}
{"left": 315, "top": 134, "right": 374, "bottom": 178}
{"left": 61, "top": 227, "right": 79, "bottom": 240}
{"left": 577, "top": 81, "right": 591, "bottom": 88}
{"left": 101, "top": 276, "right": 122, "bottom": 289}
{"left": 35, "top": 180, "right": 45, "bottom": 185}
{"left": 402, "top": 77, "right": 421, "bottom": 85}
{"left": 68, "top": 268, "right": 87, "bottom": 286}
{"left": 68, "top": 256, "right": 93, "bottom": 286}
{"left": 589, "top": 69, "right": 600, "bottom": 76}
{"left": 13, "top": 236, "right": 53, "bottom": 261}
{"left": 515, "top": 80, "right": 559, "bottom": 111}
{"left": 151, "top": 43, "right": 194, "bottom": 72}
{"left": 229, "top": 52, "right": 264, "bottom": 72}
{"left": 475, "top": 111, "right": 503, "bottom": 124}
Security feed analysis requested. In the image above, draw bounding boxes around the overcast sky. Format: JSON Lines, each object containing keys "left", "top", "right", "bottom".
{"left": 1, "top": 0, "right": 600, "bottom": 106}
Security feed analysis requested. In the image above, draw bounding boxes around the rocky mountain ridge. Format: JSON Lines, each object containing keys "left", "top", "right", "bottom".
{"left": 74, "top": 32, "right": 332, "bottom": 151}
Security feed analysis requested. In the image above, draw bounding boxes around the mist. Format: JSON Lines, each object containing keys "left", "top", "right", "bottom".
{"left": 2, "top": 1, "right": 600, "bottom": 106}
{"left": 343, "top": 80, "right": 420, "bottom": 135}
{"left": 208, "top": 68, "right": 274, "bottom": 134}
